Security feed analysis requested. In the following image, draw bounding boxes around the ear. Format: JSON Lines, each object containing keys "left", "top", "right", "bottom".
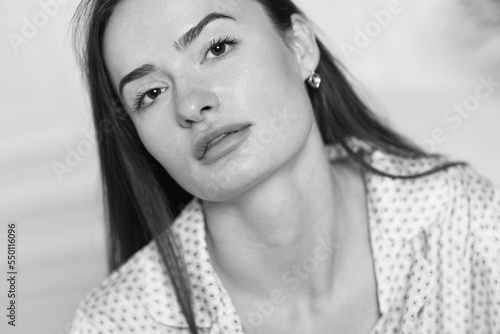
{"left": 287, "top": 13, "right": 320, "bottom": 82}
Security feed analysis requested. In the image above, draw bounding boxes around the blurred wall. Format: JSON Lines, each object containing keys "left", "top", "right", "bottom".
{"left": 1, "top": 0, "right": 499, "bottom": 333}
{"left": 1, "top": 1, "right": 107, "bottom": 334}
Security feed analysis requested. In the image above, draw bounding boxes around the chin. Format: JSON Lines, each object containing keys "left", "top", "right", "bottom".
{"left": 196, "top": 165, "right": 269, "bottom": 203}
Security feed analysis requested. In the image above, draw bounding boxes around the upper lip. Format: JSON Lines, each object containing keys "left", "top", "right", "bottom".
{"left": 193, "top": 122, "right": 251, "bottom": 160}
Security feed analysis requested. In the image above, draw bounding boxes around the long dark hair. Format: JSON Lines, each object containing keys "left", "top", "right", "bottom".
{"left": 71, "top": 1, "right": 464, "bottom": 333}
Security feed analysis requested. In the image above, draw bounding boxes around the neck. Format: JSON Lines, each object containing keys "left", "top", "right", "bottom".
{"left": 202, "top": 122, "right": 364, "bottom": 307}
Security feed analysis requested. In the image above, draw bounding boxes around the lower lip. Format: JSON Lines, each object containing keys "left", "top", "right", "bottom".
{"left": 200, "top": 126, "right": 251, "bottom": 164}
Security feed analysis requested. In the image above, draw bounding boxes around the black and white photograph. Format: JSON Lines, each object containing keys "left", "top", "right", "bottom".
{"left": 2, "top": 0, "right": 500, "bottom": 333}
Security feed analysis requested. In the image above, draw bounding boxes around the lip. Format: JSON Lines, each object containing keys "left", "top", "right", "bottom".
{"left": 193, "top": 122, "right": 251, "bottom": 160}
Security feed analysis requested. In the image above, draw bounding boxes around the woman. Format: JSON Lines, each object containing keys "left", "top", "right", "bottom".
{"left": 69, "top": 0, "right": 500, "bottom": 333}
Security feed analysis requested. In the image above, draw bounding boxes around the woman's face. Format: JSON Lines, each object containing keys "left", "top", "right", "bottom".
{"left": 103, "top": 0, "right": 317, "bottom": 201}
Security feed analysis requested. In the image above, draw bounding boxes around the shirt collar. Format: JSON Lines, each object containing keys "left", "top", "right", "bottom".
{"left": 143, "top": 198, "right": 218, "bottom": 329}
{"left": 366, "top": 149, "right": 451, "bottom": 244}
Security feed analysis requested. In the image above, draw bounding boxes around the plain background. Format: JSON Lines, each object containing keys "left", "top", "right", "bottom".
{"left": 1, "top": 0, "right": 499, "bottom": 333}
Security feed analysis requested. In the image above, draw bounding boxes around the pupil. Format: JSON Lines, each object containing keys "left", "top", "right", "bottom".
{"left": 147, "top": 89, "right": 160, "bottom": 99}
{"left": 212, "top": 44, "right": 225, "bottom": 56}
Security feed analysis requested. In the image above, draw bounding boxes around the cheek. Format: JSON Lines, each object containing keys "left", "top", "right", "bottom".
{"left": 134, "top": 116, "right": 193, "bottom": 185}
{"left": 211, "top": 45, "right": 313, "bottom": 176}
{"left": 236, "top": 48, "right": 301, "bottom": 103}
{"left": 234, "top": 45, "right": 312, "bottom": 137}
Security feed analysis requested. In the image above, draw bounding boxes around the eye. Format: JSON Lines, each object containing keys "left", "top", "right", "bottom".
{"left": 210, "top": 43, "right": 226, "bottom": 57}
{"left": 145, "top": 88, "right": 163, "bottom": 100}
{"left": 204, "top": 36, "right": 240, "bottom": 61}
{"left": 132, "top": 87, "right": 167, "bottom": 112}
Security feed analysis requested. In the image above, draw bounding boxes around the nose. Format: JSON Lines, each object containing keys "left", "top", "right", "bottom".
{"left": 175, "top": 83, "right": 220, "bottom": 127}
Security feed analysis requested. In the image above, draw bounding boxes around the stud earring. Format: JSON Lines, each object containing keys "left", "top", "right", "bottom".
{"left": 307, "top": 70, "right": 321, "bottom": 89}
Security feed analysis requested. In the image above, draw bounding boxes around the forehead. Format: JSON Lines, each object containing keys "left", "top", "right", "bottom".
{"left": 103, "top": 0, "right": 272, "bottom": 84}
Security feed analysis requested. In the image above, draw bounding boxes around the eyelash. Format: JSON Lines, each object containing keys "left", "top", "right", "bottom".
{"left": 132, "top": 87, "right": 165, "bottom": 113}
{"left": 131, "top": 35, "right": 240, "bottom": 113}
{"left": 204, "top": 35, "right": 240, "bottom": 61}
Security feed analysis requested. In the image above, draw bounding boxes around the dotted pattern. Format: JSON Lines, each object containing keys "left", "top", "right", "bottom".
{"left": 69, "top": 140, "right": 500, "bottom": 334}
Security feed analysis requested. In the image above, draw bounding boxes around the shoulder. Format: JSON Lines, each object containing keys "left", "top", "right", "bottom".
{"left": 443, "top": 163, "right": 499, "bottom": 217}
{"left": 439, "top": 163, "right": 500, "bottom": 257}
{"left": 366, "top": 150, "right": 500, "bottom": 241}
{"left": 69, "top": 240, "right": 171, "bottom": 334}
{"left": 369, "top": 148, "right": 498, "bottom": 209}
{"left": 415, "top": 158, "right": 499, "bottom": 234}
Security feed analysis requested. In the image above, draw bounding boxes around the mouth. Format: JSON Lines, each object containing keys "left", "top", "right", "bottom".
{"left": 194, "top": 123, "right": 251, "bottom": 161}
{"left": 204, "top": 130, "right": 240, "bottom": 152}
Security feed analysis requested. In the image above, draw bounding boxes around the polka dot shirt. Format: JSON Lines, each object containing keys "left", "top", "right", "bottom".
{"left": 69, "top": 140, "right": 500, "bottom": 334}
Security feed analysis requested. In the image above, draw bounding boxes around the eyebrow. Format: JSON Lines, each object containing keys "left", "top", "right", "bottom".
{"left": 118, "top": 12, "right": 236, "bottom": 97}
{"left": 118, "top": 64, "right": 158, "bottom": 97}
{"left": 173, "top": 12, "right": 236, "bottom": 52}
